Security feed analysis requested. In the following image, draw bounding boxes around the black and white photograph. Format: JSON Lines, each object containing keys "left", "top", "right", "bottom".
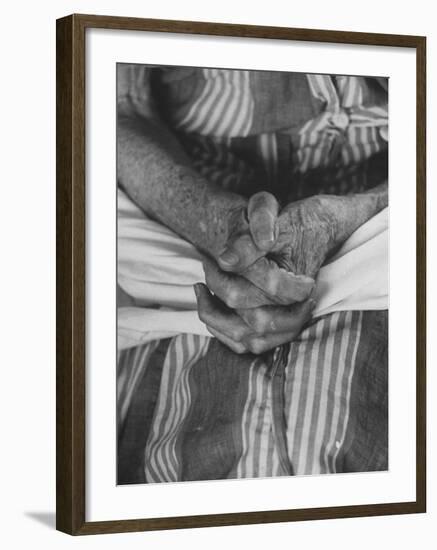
{"left": 116, "top": 64, "right": 389, "bottom": 485}
{"left": 2, "top": 0, "right": 432, "bottom": 543}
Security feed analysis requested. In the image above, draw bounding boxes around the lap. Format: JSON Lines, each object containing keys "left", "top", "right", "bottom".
{"left": 117, "top": 309, "right": 388, "bottom": 483}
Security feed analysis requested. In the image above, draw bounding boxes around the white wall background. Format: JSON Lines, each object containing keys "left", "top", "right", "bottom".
{"left": 1, "top": 0, "right": 434, "bottom": 547}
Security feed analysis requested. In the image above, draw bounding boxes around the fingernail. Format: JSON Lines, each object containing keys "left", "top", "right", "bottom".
{"left": 264, "top": 231, "right": 275, "bottom": 245}
{"left": 193, "top": 283, "right": 202, "bottom": 298}
{"left": 219, "top": 250, "right": 239, "bottom": 266}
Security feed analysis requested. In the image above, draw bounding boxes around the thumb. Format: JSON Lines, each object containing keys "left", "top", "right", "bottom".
{"left": 247, "top": 192, "right": 279, "bottom": 251}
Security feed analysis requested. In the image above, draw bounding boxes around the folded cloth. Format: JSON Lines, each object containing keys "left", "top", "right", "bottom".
{"left": 117, "top": 189, "right": 388, "bottom": 350}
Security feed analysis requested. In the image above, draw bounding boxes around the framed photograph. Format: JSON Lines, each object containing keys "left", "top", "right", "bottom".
{"left": 56, "top": 14, "right": 426, "bottom": 535}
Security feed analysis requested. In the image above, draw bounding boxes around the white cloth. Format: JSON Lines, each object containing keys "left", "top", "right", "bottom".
{"left": 117, "top": 189, "right": 388, "bottom": 350}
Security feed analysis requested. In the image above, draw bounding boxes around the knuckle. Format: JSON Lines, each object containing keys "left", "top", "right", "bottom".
{"left": 247, "top": 338, "right": 266, "bottom": 355}
{"left": 249, "top": 191, "right": 278, "bottom": 217}
{"left": 224, "top": 288, "right": 242, "bottom": 309}
{"left": 251, "top": 191, "right": 274, "bottom": 206}
{"left": 248, "top": 310, "right": 269, "bottom": 334}
{"left": 231, "top": 326, "right": 247, "bottom": 342}
{"left": 264, "top": 276, "right": 279, "bottom": 297}
{"left": 228, "top": 340, "right": 247, "bottom": 354}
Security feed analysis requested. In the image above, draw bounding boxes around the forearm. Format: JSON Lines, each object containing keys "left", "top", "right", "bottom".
{"left": 117, "top": 112, "right": 246, "bottom": 257}
{"left": 323, "top": 181, "right": 388, "bottom": 245}
{"left": 280, "top": 183, "right": 387, "bottom": 243}
{"left": 274, "top": 182, "right": 388, "bottom": 278}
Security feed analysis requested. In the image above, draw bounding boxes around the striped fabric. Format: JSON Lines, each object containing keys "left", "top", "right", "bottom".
{"left": 117, "top": 65, "right": 388, "bottom": 196}
{"left": 171, "top": 69, "right": 388, "bottom": 177}
{"left": 116, "top": 310, "right": 380, "bottom": 483}
{"left": 175, "top": 72, "right": 387, "bottom": 195}
{"left": 235, "top": 358, "right": 283, "bottom": 479}
{"left": 257, "top": 133, "right": 279, "bottom": 185}
{"left": 284, "top": 311, "right": 362, "bottom": 476}
{"left": 117, "top": 340, "right": 159, "bottom": 427}
{"left": 116, "top": 66, "right": 388, "bottom": 483}
{"left": 175, "top": 69, "right": 254, "bottom": 138}
{"left": 295, "top": 74, "right": 388, "bottom": 173}
{"left": 184, "top": 134, "right": 260, "bottom": 193}
{"left": 144, "top": 334, "right": 210, "bottom": 482}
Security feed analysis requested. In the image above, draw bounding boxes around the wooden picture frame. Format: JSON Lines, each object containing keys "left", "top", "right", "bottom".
{"left": 56, "top": 13, "right": 426, "bottom": 535}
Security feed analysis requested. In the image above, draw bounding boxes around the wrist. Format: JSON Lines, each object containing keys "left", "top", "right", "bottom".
{"left": 203, "top": 191, "right": 248, "bottom": 259}
{"left": 275, "top": 196, "right": 337, "bottom": 277}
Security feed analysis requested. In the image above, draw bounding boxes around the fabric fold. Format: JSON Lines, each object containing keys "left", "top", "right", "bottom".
{"left": 117, "top": 189, "right": 388, "bottom": 350}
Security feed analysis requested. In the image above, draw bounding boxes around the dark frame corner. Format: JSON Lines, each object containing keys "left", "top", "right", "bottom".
{"left": 56, "top": 13, "right": 426, "bottom": 535}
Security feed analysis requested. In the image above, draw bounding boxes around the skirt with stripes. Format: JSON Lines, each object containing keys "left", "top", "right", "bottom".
{"left": 117, "top": 309, "right": 388, "bottom": 484}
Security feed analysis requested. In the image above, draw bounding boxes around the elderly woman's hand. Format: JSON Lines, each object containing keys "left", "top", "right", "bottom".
{"left": 196, "top": 185, "right": 388, "bottom": 354}
{"left": 194, "top": 278, "right": 315, "bottom": 355}
{"left": 217, "top": 185, "right": 388, "bottom": 292}
{"left": 194, "top": 191, "right": 318, "bottom": 355}
{"left": 213, "top": 192, "right": 316, "bottom": 306}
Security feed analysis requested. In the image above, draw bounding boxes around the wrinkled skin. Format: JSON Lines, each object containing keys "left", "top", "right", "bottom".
{"left": 195, "top": 184, "right": 388, "bottom": 355}
{"left": 117, "top": 71, "right": 387, "bottom": 356}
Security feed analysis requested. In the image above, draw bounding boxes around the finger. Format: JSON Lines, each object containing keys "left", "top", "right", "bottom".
{"left": 237, "top": 298, "right": 316, "bottom": 335}
{"left": 243, "top": 257, "right": 315, "bottom": 304}
{"left": 202, "top": 257, "right": 277, "bottom": 309}
{"left": 247, "top": 192, "right": 279, "bottom": 251}
{"left": 193, "top": 283, "right": 252, "bottom": 341}
{"left": 218, "top": 232, "right": 265, "bottom": 273}
{"left": 209, "top": 325, "right": 312, "bottom": 355}
{"left": 204, "top": 325, "right": 248, "bottom": 355}
{"left": 245, "top": 328, "right": 312, "bottom": 355}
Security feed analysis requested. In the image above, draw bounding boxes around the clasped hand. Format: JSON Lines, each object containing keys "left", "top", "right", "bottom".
{"left": 193, "top": 191, "right": 336, "bottom": 355}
